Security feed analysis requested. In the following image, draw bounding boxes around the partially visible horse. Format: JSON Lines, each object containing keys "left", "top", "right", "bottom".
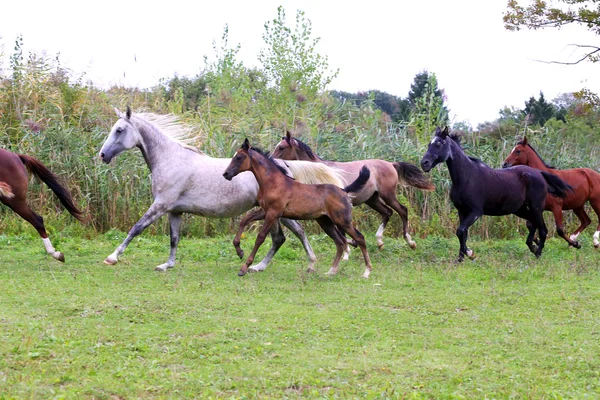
{"left": 271, "top": 131, "right": 434, "bottom": 250}
{"left": 503, "top": 137, "right": 600, "bottom": 248}
{"left": 420, "top": 127, "right": 572, "bottom": 262}
{"left": 223, "top": 139, "right": 373, "bottom": 278}
{"left": 0, "top": 149, "right": 84, "bottom": 261}
{"left": 99, "top": 107, "right": 345, "bottom": 272}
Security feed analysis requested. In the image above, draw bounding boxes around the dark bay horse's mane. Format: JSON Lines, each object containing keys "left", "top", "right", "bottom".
{"left": 518, "top": 139, "right": 555, "bottom": 169}
{"left": 292, "top": 137, "right": 322, "bottom": 161}
{"left": 251, "top": 146, "right": 294, "bottom": 178}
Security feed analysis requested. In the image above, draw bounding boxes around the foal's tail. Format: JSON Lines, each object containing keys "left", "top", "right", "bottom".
{"left": 541, "top": 171, "right": 573, "bottom": 198}
{"left": 393, "top": 161, "right": 435, "bottom": 191}
{"left": 343, "top": 166, "right": 370, "bottom": 193}
{"left": 18, "top": 154, "right": 85, "bottom": 221}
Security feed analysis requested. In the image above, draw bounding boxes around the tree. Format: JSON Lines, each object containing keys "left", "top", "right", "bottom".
{"left": 504, "top": 0, "right": 600, "bottom": 64}
{"left": 523, "top": 91, "right": 556, "bottom": 126}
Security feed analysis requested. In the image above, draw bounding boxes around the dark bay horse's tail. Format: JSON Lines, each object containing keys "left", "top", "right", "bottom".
{"left": 18, "top": 154, "right": 85, "bottom": 221}
{"left": 343, "top": 166, "right": 370, "bottom": 193}
{"left": 393, "top": 162, "right": 435, "bottom": 191}
{"left": 541, "top": 171, "right": 573, "bottom": 198}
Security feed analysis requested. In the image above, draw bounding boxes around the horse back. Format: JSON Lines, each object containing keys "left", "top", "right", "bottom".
{"left": 544, "top": 167, "right": 600, "bottom": 208}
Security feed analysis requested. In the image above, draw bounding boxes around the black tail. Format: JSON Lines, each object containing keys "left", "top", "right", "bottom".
{"left": 541, "top": 171, "right": 573, "bottom": 198}
{"left": 19, "top": 154, "right": 86, "bottom": 221}
{"left": 343, "top": 166, "right": 370, "bottom": 193}
{"left": 393, "top": 161, "right": 435, "bottom": 191}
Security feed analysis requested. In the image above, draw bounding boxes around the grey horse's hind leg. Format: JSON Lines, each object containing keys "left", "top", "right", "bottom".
{"left": 155, "top": 212, "right": 183, "bottom": 272}
{"left": 104, "top": 202, "right": 168, "bottom": 266}
{"left": 281, "top": 218, "right": 317, "bottom": 272}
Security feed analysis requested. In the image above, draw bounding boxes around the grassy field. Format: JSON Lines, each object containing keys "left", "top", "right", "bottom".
{"left": 1, "top": 230, "right": 599, "bottom": 398}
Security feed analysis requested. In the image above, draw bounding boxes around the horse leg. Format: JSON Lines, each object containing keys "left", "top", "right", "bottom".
{"left": 378, "top": 191, "right": 416, "bottom": 249}
{"left": 155, "top": 212, "right": 183, "bottom": 272}
{"left": 315, "top": 216, "right": 346, "bottom": 276}
{"left": 280, "top": 218, "right": 317, "bottom": 273}
{"left": 104, "top": 202, "right": 168, "bottom": 266}
{"left": 7, "top": 201, "right": 64, "bottom": 262}
{"left": 586, "top": 197, "right": 600, "bottom": 248}
{"left": 569, "top": 206, "right": 591, "bottom": 245}
{"left": 548, "top": 203, "right": 581, "bottom": 248}
{"left": 233, "top": 208, "right": 266, "bottom": 259}
{"left": 342, "top": 225, "right": 373, "bottom": 279}
{"left": 365, "top": 193, "right": 393, "bottom": 250}
{"left": 239, "top": 213, "right": 279, "bottom": 276}
{"left": 247, "top": 219, "right": 286, "bottom": 273}
{"left": 456, "top": 211, "right": 480, "bottom": 262}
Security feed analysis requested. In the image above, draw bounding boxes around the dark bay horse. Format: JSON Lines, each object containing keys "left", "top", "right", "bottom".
{"left": 420, "top": 127, "right": 572, "bottom": 262}
{"left": 0, "top": 149, "right": 84, "bottom": 261}
{"left": 223, "top": 139, "right": 373, "bottom": 278}
{"left": 271, "top": 131, "right": 435, "bottom": 251}
{"left": 503, "top": 136, "right": 600, "bottom": 248}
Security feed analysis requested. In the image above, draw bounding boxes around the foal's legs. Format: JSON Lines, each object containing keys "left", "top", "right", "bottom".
{"left": 4, "top": 199, "right": 64, "bottom": 262}
{"left": 232, "top": 208, "right": 266, "bottom": 259}
{"left": 341, "top": 224, "right": 372, "bottom": 278}
{"left": 155, "top": 212, "right": 182, "bottom": 272}
{"left": 364, "top": 193, "right": 393, "bottom": 250}
{"left": 456, "top": 211, "right": 480, "bottom": 262}
{"left": 315, "top": 216, "right": 348, "bottom": 276}
{"left": 279, "top": 218, "right": 317, "bottom": 272}
{"left": 378, "top": 191, "right": 417, "bottom": 249}
{"left": 104, "top": 201, "right": 168, "bottom": 266}
{"left": 238, "top": 212, "right": 280, "bottom": 276}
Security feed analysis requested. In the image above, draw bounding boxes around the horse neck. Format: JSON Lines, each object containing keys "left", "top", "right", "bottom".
{"left": 524, "top": 148, "right": 549, "bottom": 170}
{"left": 249, "top": 151, "right": 285, "bottom": 190}
{"left": 445, "top": 140, "right": 476, "bottom": 186}
{"left": 134, "top": 118, "right": 185, "bottom": 171}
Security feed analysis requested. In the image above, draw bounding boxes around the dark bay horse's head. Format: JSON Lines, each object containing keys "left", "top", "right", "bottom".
{"left": 223, "top": 139, "right": 253, "bottom": 181}
{"left": 421, "top": 127, "right": 452, "bottom": 172}
{"left": 271, "top": 131, "right": 316, "bottom": 161}
{"left": 502, "top": 137, "right": 530, "bottom": 168}
{"left": 99, "top": 106, "right": 140, "bottom": 163}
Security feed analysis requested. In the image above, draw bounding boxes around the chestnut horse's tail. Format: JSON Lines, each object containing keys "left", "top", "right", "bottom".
{"left": 0, "top": 182, "right": 14, "bottom": 198}
{"left": 393, "top": 162, "right": 435, "bottom": 191}
{"left": 18, "top": 154, "right": 85, "bottom": 221}
{"left": 541, "top": 171, "right": 573, "bottom": 199}
{"left": 343, "top": 166, "right": 370, "bottom": 193}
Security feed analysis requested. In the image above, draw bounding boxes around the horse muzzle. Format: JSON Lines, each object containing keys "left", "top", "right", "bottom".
{"left": 420, "top": 159, "right": 433, "bottom": 172}
{"left": 223, "top": 171, "right": 233, "bottom": 181}
{"left": 99, "top": 152, "right": 112, "bottom": 164}
{"left": 502, "top": 161, "right": 511, "bottom": 168}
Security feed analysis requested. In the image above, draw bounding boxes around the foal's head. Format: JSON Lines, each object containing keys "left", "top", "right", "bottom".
{"left": 421, "top": 126, "right": 452, "bottom": 172}
{"left": 223, "top": 139, "right": 253, "bottom": 181}
{"left": 271, "top": 131, "right": 316, "bottom": 161}
{"left": 100, "top": 106, "right": 140, "bottom": 163}
{"left": 502, "top": 137, "right": 534, "bottom": 168}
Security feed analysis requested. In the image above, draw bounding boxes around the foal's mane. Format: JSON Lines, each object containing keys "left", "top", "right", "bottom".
{"left": 251, "top": 146, "right": 293, "bottom": 177}
{"left": 446, "top": 131, "right": 485, "bottom": 165}
{"left": 518, "top": 140, "right": 555, "bottom": 169}
{"left": 135, "top": 113, "right": 203, "bottom": 154}
{"left": 292, "top": 137, "right": 321, "bottom": 161}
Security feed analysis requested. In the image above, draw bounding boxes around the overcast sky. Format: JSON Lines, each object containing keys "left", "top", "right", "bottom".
{"left": 2, "top": 0, "right": 599, "bottom": 126}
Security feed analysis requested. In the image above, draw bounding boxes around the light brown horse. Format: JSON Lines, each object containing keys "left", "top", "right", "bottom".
{"left": 0, "top": 148, "right": 84, "bottom": 261}
{"left": 503, "top": 137, "right": 600, "bottom": 248}
{"left": 271, "top": 132, "right": 435, "bottom": 250}
{"left": 223, "top": 139, "right": 373, "bottom": 278}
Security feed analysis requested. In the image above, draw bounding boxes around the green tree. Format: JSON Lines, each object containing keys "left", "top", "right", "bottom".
{"left": 410, "top": 72, "right": 449, "bottom": 142}
{"left": 523, "top": 91, "right": 556, "bottom": 126}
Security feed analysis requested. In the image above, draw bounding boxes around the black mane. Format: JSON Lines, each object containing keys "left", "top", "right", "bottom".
{"left": 251, "top": 146, "right": 294, "bottom": 178}
{"left": 293, "top": 138, "right": 320, "bottom": 161}
{"left": 518, "top": 140, "right": 555, "bottom": 169}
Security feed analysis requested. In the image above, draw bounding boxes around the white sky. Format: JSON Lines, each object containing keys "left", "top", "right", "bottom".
{"left": 1, "top": 0, "right": 599, "bottom": 126}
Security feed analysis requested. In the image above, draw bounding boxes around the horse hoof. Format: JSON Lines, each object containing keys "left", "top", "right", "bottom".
{"left": 56, "top": 252, "right": 65, "bottom": 263}
{"left": 104, "top": 257, "right": 117, "bottom": 265}
{"left": 236, "top": 249, "right": 244, "bottom": 259}
{"left": 154, "top": 266, "right": 167, "bottom": 272}
{"left": 454, "top": 257, "right": 464, "bottom": 264}
{"left": 595, "top": 243, "right": 600, "bottom": 249}
{"left": 238, "top": 270, "right": 247, "bottom": 277}
{"left": 408, "top": 242, "right": 417, "bottom": 250}
{"left": 306, "top": 268, "right": 316, "bottom": 273}
{"left": 377, "top": 243, "right": 384, "bottom": 250}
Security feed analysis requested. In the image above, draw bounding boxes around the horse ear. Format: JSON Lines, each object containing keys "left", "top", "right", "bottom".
{"left": 125, "top": 106, "right": 132, "bottom": 120}
{"left": 442, "top": 126, "right": 450, "bottom": 137}
{"left": 285, "top": 131, "right": 292, "bottom": 143}
{"left": 114, "top": 107, "right": 122, "bottom": 118}
{"left": 522, "top": 136, "right": 528, "bottom": 145}
{"left": 242, "top": 138, "right": 250, "bottom": 150}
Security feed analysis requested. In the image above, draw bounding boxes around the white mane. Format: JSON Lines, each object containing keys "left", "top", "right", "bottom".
{"left": 135, "top": 112, "right": 204, "bottom": 153}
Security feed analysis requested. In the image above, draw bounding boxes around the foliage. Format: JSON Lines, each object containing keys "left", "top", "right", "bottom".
{"left": 504, "top": 0, "right": 600, "bottom": 64}
{"left": 523, "top": 91, "right": 557, "bottom": 125}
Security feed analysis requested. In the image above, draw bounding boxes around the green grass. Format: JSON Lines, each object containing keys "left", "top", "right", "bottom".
{"left": 1, "top": 232, "right": 599, "bottom": 398}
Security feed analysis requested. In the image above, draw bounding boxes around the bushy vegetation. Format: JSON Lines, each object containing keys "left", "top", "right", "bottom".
{"left": 1, "top": 7, "right": 599, "bottom": 243}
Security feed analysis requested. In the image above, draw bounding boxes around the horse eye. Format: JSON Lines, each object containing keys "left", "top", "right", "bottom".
{"left": 116, "top": 127, "right": 123, "bottom": 134}
{"left": 516, "top": 150, "right": 521, "bottom": 154}
{"left": 236, "top": 156, "right": 242, "bottom": 160}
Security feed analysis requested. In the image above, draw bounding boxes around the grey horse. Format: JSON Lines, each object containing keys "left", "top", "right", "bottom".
{"left": 99, "top": 107, "right": 344, "bottom": 272}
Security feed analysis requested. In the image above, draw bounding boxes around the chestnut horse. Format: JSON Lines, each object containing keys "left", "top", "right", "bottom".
{"left": 0, "top": 149, "right": 84, "bottom": 261}
{"left": 223, "top": 139, "right": 373, "bottom": 278}
{"left": 503, "top": 137, "right": 600, "bottom": 248}
{"left": 271, "top": 132, "right": 434, "bottom": 251}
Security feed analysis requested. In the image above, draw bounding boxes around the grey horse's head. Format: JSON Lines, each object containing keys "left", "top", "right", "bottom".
{"left": 99, "top": 106, "right": 141, "bottom": 163}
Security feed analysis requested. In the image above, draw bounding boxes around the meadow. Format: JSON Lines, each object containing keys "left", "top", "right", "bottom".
{"left": 1, "top": 232, "right": 599, "bottom": 398}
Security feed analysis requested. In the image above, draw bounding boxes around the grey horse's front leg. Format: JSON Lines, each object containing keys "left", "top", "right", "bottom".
{"left": 104, "top": 202, "right": 168, "bottom": 266}
{"left": 155, "top": 212, "right": 183, "bottom": 272}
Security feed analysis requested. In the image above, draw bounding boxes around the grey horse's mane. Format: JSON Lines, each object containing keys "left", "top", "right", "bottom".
{"left": 135, "top": 113, "right": 203, "bottom": 154}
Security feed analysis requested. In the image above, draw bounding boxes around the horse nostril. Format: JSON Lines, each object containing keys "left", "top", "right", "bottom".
{"left": 100, "top": 153, "right": 105, "bottom": 160}
{"left": 502, "top": 162, "right": 508, "bottom": 168}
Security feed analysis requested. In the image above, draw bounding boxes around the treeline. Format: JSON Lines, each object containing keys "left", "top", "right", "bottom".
{"left": 1, "top": 7, "right": 599, "bottom": 242}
